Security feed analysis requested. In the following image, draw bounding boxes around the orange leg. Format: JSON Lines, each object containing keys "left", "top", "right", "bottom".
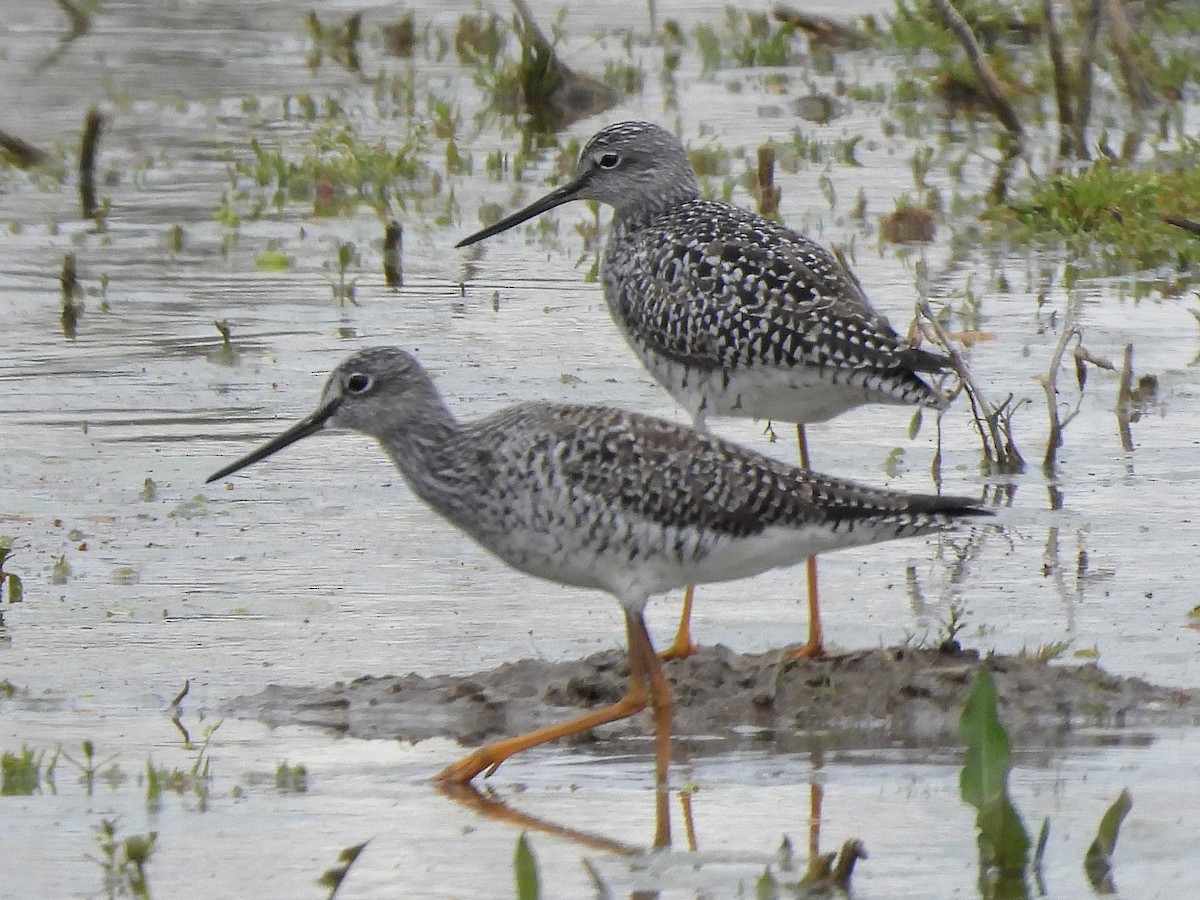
{"left": 680, "top": 791, "right": 699, "bottom": 852}
{"left": 788, "top": 424, "right": 826, "bottom": 660}
{"left": 435, "top": 610, "right": 653, "bottom": 785}
{"left": 808, "top": 780, "right": 824, "bottom": 861}
{"left": 658, "top": 584, "right": 699, "bottom": 661}
{"left": 626, "top": 609, "right": 674, "bottom": 848}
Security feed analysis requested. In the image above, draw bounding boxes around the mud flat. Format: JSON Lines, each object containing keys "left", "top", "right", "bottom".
{"left": 230, "top": 644, "right": 1200, "bottom": 755}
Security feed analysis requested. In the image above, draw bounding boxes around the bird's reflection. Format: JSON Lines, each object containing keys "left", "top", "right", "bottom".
{"left": 436, "top": 758, "right": 862, "bottom": 897}
{"left": 436, "top": 780, "right": 643, "bottom": 856}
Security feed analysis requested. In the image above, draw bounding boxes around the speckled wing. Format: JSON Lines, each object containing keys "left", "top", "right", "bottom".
{"left": 608, "top": 198, "right": 947, "bottom": 377}
{"left": 494, "top": 405, "right": 984, "bottom": 540}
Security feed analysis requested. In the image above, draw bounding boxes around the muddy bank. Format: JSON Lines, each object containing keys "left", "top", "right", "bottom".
{"left": 229, "top": 645, "right": 1200, "bottom": 753}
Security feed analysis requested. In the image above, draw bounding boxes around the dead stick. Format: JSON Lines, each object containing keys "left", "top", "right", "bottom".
{"left": 383, "top": 220, "right": 403, "bottom": 288}
{"left": 916, "top": 299, "right": 1007, "bottom": 468}
{"left": 79, "top": 107, "right": 103, "bottom": 221}
{"left": 1163, "top": 213, "right": 1200, "bottom": 237}
{"left": 54, "top": 0, "right": 90, "bottom": 36}
{"left": 1037, "top": 293, "right": 1082, "bottom": 472}
{"left": 756, "top": 142, "right": 780, "bottom": 217}
{"left": 1102, "top": 0, "right": 1158, "bottom": 110}
{"left": 1073, "top": 0, "right": 1103, "bottom": 158}
{"left": 1041, "top": 0, "right": 1075, "bottom": 157}
{"left": 928, "top": 0, "right": 1024, "bottom": 139}
{"left": 772, "top": 5, "right": 869, "bottom": 49}
{"left": 0, "top": 128, "right": 51, "bottom": 168}
{"left": 1115, "top": 343, "right": 1134, "bottom": 452}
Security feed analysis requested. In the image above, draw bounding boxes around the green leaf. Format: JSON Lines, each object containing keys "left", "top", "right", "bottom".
{"left": 317, "top": 841, "right": 369, "bottom": 899}
{"left": 960, "top": 671, "right": 1030, "bottom": 877}
{"left": 1084, "top": 789, "right": 1132, "bottom": 892}
{"left": 908, "top": 407, "right": 923, "bottom": 440}
{"left": 514, "top": 832, "right": 539, "bottom": 900}
{"left": 6, "top": 573, "right": 21, "bottom": 603}
{"left": 254, "top": 248, "right": 292, "bottom": 270}
{"left": 756, "top": 865, "right": 779, "bottom": 900}
{"left": 959, "top": 670, "right": 1012, "bottom": 810}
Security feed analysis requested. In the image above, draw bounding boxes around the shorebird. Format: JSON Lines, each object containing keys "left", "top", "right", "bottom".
{"left": 456, "top": 121, "right": 951, "bottom": 660}
{"left": 207, "top": 346, "right": 986, "bottom": 843}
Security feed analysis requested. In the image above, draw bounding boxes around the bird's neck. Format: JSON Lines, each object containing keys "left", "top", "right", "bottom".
{"left": 611, "top": 177, "right": 700, "bottom": 234}
{"left": 376, "top": 388, "right": 462, "bottom": 492}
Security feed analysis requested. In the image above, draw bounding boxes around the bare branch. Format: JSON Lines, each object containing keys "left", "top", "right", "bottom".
{"left": 1103, "top": 0, "right": 1159, "bottom": 111}
{"left": 1037, "top": 293, "right": 1083, "bottom": 473}
{"left": 1116, "top": 343, "right": 1134, "bottom": 452}
{"left": 772, "top": 5, "right": 871, "bottom": 50}
{"left": 0, "top": 128, "right": 51, "bottom": 168}
{"left": 916, "top": 299, "right": 1025, "bottom": 473}
{"left": 1041, "top": 0, "right": 1076, "bottom": 157}
{"left": 1073, "top": 0, "right": 1103, "bottom": 158}
{"left": 928, "top": 0, "right": 1024, "bottom": 139}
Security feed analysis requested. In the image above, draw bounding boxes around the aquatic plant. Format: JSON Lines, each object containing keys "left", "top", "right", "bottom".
{"left": 61, "top": 740, "right": 119, "bottom": 796}
{"left": 513, "top": 832, "right": 539, "bottom": 900}
{"left": 274, "top": 762, "right": 308, "bottom": 793}
{"left": 0, "top": 537, "right": 22, "bottom": 604}
{"left": 959, "top": 670, "right": 1031, "bottom": 895}
{"left": 959, "top": 670, "right": 1133, "bottom": 897}
{"left": 254, "top": 242, "right": 292, "bottom": 271}
{"left": 1, "top": 745, "right": 54, "bottom": 795}
{"left": 1084, "top": 789, "right": 1132, "bottom": 892}
{"left": 327, "top": 241, "right": 360, "bottom": 305}
{"left": 693, "top": 7, "right": 801, "bottom": 73}
{"left": 318, "top": 841, "right": 370, "bottom": 900}
{"left": 225, "top": 122, "right": 429, "bottom": 220}
{"left": 144, "top": 740, "right": 214, "bottom": 812}
{"left": 459, "top": 1, "right": 617, "bottom": 133}
{"left": 304, "top": 10, "right": 363, "bottom": 74}
{"left": 995, "top": 150, "right": 1200, "bottom": 273}
{"left": 95, "top": 819, "right": 156, "bottom": 900}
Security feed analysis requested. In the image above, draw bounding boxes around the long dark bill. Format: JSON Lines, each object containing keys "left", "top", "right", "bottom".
{"left": 454, "top": 172, "right": 589, "bottom": 248}
{"left": 206, "top": 399, "right": 340, "bottom": 484}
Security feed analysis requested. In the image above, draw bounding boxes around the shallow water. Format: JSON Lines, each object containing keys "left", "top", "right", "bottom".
{"left": 2, "top": 0, "right": 1199, "bottom": 896}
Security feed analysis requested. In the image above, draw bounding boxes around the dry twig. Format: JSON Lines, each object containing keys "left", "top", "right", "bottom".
{"left": 0, "top": 128, "right": 51, "bottom": 168}
{"left": 916, "top": 299, "right": 1025, "bottom": 474}
{"left": 928, "top": 0, "right": 1024, "bottom": 139}
{"left": 1073, "top": 0, "right": 1103, "bottom": 158}
{"left": 1037, "top": 294, "right": 1116, "bottom": 472}
{"left": 1102, "top": 0, "right": 1159, "bottom": 110}
{"left": 772, "top": 6, "right": 871, "bottom": 50}
{"left": 1040, "top": 0, "right": 1076, "bottom": 157}
{"left": 79, "top": 107, "right": 104, "bottom": 223}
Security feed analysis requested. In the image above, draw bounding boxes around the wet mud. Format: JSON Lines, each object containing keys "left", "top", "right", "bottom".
{"left": 231, "top": 644, "right": 1200, "bottom": 754}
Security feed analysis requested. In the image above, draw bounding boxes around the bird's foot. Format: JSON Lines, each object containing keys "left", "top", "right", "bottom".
{"left": 782, "top": 640, "right": 826, "bottom": 662}
{"left": 434, "top": 748, "right": 507, "bottom": 784}
{"left": 657, "top": 634, "right": 698, "bottom": 662}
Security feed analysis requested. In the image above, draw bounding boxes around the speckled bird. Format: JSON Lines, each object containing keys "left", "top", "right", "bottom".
{"left": 207, "top": 347, "right": 986, "bottom": 824}
{"left": 456, "top": 120, "right": 952, "bottom": 659}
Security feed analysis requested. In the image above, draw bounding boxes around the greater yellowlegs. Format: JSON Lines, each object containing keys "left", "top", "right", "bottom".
{"left": 456, "top": 121, "right": 950, "bottom": 660}
{"left": 207, "top": 347, "right": 986, "bottom": 831}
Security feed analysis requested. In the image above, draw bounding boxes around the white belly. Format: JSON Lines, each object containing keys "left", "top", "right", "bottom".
{"left": 640, "top": 349, "right": 879, "bottom": 426}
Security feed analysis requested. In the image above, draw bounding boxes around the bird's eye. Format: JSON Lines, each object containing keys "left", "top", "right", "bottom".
{"left": 346, "top": 373, "right": 372, "bottom": 394}
{"left": 597, "top": 151, "right": 621, "bottom": 169}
